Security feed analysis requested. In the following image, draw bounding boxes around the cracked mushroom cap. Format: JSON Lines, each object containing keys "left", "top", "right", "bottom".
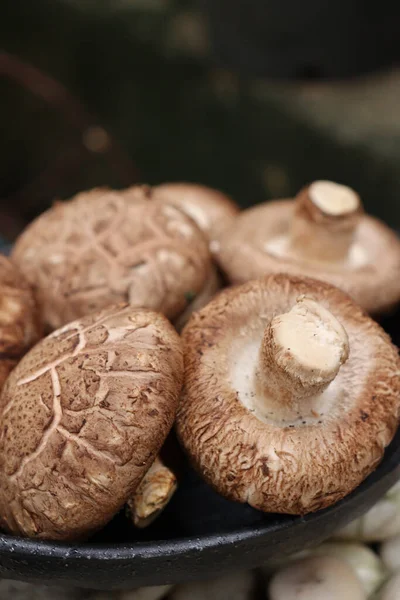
{"left": 216, "top": 180, "right": 400, "bottom": 314}
{"left": 151, "top": 182, "right": 239, "bottom": 246}
{"left": 0, "top": 255, "right": 42, "bottom": 390}
{"left": 176, "top": 274, "right": 400, "bottom": 515}
{"left": 11, "top": 187, "right": 211, "bottom": 331}
{"left": 0, "top": 304, "right": 183, "bottom": 541}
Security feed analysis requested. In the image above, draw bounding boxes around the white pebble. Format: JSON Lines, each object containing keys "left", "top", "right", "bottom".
{"left": 170, "top": 571, "right": 254, "bottom": 600}
{"left": 268, "top": 555, "right": 366, "bottom": 600}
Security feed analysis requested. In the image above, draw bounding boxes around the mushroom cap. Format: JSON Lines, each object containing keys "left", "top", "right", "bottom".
{"left": 0, "top": 255, "right": 42, "bottom": 390}
{"left": 268, "top": 555, "right": 366, "bottom": 600}
{"left": 174, "top": 265, "right": 222, "bottom": 332}
{"left": 176, "top": 274, "right": 400, "bottom": 515}
{"left": 151, "top": 182, "right": 239, "bottom": 244}
{"left": 0, "top": 304, "right": 183, "bottom": 541}
{"left": 216, "top": 200, "right": 400, "bottom": 314}
{"left": 11, "top": 187, "right": 211, "bottom": 330}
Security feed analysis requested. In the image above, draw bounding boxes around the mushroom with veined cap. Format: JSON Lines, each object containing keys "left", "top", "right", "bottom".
{"left": 216, "top": 180, "right": 400, "bottom": 314}
{"left": 0, "top": 304, "right": 183, "bottom": 541}
{"left": 11, "top": 186, "right": 211, "bottom": 331}
{"left": 0, "top": 255, "right": 42, "bottom": 391}
{"left": 124, "top": 182, "right": 238, "bottom": 328}
{"left": 176, "top": 274, "right": 400, "bottom": 515}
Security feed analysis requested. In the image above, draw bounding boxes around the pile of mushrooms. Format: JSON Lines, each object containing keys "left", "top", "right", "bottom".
{"left": 0, "top": 182, "right": 238, "bottom": 539}
{"left": 216, "top": 180, "right": 400, "bottom": 314}
{"left": 0, "top": 178, "right": 399, "bottom": 549}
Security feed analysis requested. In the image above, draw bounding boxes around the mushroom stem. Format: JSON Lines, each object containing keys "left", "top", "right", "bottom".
{"left": 127, "top": 455, "right": 177, "bottom": 528}
{"left": 290, "top": 181, "right": 362, "bottom": 262}
{"left": 257, "top": 296, "right": 349, "bottom": 421}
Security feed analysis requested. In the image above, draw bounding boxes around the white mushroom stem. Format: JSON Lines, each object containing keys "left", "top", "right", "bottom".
{"left": 128, "top": 455, "right": 177, "bottom": 528}
{"left": 257, "top": 296, "right": 349, "bottom": 421}
{"left": 290, "top": 180, "right": 362, "bottom": 262}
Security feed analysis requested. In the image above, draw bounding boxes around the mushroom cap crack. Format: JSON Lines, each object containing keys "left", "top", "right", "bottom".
{"left": 12, "top": 187, "right": 211, "bottom": 330}
{"left": 0, "top": 304, "right": 183, "bottom": 540}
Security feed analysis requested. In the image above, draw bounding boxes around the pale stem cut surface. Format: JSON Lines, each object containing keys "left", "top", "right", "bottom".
{"left": 309, "top": 181, "right": 360, "bottom": 216}
{"left": 257, "top": 297, "right": 349, "bottom": 420}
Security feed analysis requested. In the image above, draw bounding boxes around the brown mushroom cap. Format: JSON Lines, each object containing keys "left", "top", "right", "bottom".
{"left": 0, "top": 304, "right": 183, "bottom": 541}
{"left": 151, "top": 182, "right": 239, "bottom": 245}
{"left": 0, "top": 255, "right": 42, "bottom": 390}
{"left": 176, "top": 274, "right": 400, "bottom": 515}
{"left": 216, "top": 181, "right": 400, "bottom": 314}
{"left": 174, "top": 265, "right": 222, "bottom": 332}
{"left": 11, "top": 187, "right": 211, "bottom": 330}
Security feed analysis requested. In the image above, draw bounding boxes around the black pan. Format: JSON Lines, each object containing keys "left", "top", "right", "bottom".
{"left": 0, "top": 245, "right": 399, "bottom": 591}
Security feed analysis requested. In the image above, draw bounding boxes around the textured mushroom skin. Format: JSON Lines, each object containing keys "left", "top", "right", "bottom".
{"left": 0, "top": 304, "right": 183, "bottom": 540}
{"left": 0, "top": 255, "right": 42, "bottom": 390}
{"left": 11, "top": 188, "right": 211, "bottom": 330}
{"left": 216, "top": 200, "right": 400, "bottom": 314}
{"left": 177, "top": 274, "right": 400, "bottom": 515}
{"left": 174, "top": 265, "right": 222, "bottom": 332}
{"left": 152, "top": 182, "right": 239, "bottom": 243}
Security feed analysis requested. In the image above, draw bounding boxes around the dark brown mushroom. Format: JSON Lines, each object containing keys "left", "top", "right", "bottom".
{"left": 177, "top": 274, "right": 400, "bottom": 515}
{"left": 0, "top": 255, "right": 42, "bottom": 390}
{"left": 0, "top": 304, "right": 183, "bottom": 541}
{"left": 216, "top": 180, "right": 400, "bottom": 314}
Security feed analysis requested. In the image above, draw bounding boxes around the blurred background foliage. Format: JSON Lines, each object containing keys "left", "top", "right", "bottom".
{"left": 1, "top": 0, "right": 400, "bottom": 240}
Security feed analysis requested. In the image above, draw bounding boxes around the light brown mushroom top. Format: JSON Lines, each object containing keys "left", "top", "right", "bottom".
{"left": 177, "top": 274, "right": 400, "bottom": 515}
{"left": 174, "top": 264, "right": 222, "bottom": 332}
{"left": 0, "top": 304, "right": 183, "bottom": 541}
{"left": 150, "top": 182, "right": 239, "bottom": 246}
{"left": 12, "top": 187, "right": 211, "bottom": 331}
{"left": 0, "top": 255, "right": 42, "bottom": 390}
{"left": 216, "top": 181, "right": 400, "bottom": 314}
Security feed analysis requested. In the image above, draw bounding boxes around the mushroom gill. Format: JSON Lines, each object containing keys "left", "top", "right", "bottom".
{"left": 216, "top": 181, "right": 400, "bottom": 314}
{"left": 177, "top": 274, "right": 400, "bottom": 515}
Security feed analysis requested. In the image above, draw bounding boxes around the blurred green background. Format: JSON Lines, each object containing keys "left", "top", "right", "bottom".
{"left": 1, "top": 0, "right": 400, "bottom": 240}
